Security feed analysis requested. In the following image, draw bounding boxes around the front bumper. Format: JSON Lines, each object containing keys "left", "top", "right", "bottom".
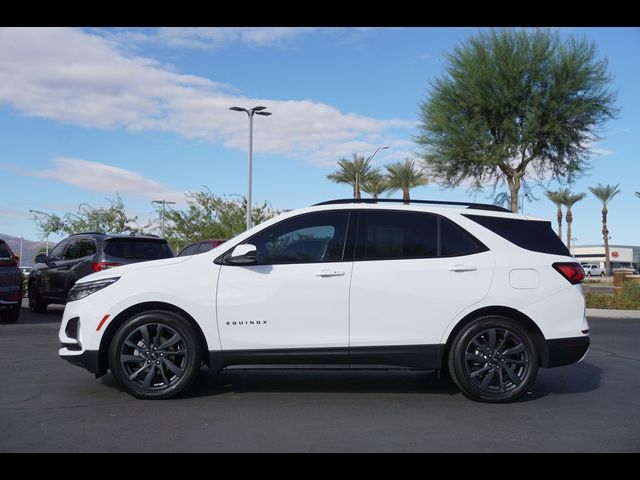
{"left": 540, "top": 336, "right": 590, "bottom": 368}
{"left": 59, "top": 348, "right": 102, "bottom": 376}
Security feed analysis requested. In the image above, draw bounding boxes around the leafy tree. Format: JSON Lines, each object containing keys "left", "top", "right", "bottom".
{"left": 416, "top": 28, "right": 618, "bottom": 212}
{"left": 385, "top": 159, "right": 429, "bottom": 203}
{"left": 31, "top": 195, "right": 144, "bottom": 238}
{"left": 164, "top": 191, "right": 279, "bottom": 252}
{"left": 360, "top": 171, "right": 390, "bottom": 201}
{"left": 545, "top": 189, "right": 569, "bottom": 238}
{"left": 562, "top": 191, "right": 586, "bottom": 251}
{"left": 327, "top": 153, "right": 377, "bottom": 199}
{"left": 589, "top": 183, "right": 621, "bottom": 275}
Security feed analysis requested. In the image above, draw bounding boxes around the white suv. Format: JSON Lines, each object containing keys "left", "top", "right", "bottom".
{"left": 58, "top": 200, "right": 590, "bottom": 403}
{"left": 582, "top": 263, "right": 605, "bottom": 277}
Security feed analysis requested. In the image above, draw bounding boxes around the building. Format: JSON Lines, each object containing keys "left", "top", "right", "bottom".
{"left": 570, "top": 244, "right": 640, "bottom": 270}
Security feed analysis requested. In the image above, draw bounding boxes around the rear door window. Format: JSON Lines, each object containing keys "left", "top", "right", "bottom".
{"left": 104, "top": 239, "right": 174, "bottom": 260}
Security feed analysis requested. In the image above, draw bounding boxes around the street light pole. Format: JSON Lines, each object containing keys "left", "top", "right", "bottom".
{"left": 152, "top": 200, "right": 176, "bottom": 238}
{"left": 229, "top": 105, "right": 272, "bottom": 230}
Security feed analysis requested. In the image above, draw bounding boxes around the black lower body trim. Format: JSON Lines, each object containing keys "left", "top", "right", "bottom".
{"left": 540, "top": 336, "right": 590, "bottom": 368}
{"left": 61, "top": 349, "right": 101, "bottom": 376}
{"left": 210, "top": 344, "right": 444, "bottom": 372}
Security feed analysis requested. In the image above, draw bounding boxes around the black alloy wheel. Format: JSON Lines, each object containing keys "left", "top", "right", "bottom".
{"left": 28, "top": 283, "right": 47, "bottom": 313}
{"left": 109, "top": 310, "right": 202, "bottom": 399}
{"left": 449, "top": 316, "right": 538, "bottom": 403}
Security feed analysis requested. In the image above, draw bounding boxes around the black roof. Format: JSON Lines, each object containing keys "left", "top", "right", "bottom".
{"left": 313, "top": 198, "right": 511, "bottom": 213}
{"left": 68, "top": 232, "right": 163, "bottom": 240}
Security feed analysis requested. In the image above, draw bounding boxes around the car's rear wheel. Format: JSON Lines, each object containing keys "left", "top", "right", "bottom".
{"left": 600, "top": 272, "right": 605, "bottom": 277}
{"left": 0, "top": 305, "right": 20, "bottom": 323}
{"left": 28, "top": 284, "right": 48, "bottom": 313}
{"left": 108, "top": 310, "right": 202, "bottom": 399}
{"left": 448, "top": 316, "right": 538, "bottom": 403}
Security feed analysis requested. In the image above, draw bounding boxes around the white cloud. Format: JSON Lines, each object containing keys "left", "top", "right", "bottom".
{"left": 0, "top": 28, "right": 413, "bottom": 167}
{"left": 591, "top": 148, "right": 614, "bottom": 156}
{"left": 13, "top": 158, "right": 185, "bottom": 204}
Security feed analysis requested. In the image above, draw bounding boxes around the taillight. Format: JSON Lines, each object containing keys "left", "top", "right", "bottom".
{"left": 0, "top": 258, "right": 18, "bottom": 267}
{"left": 553, "top": 262, "right": 585, "bottom": 284}
{"left": 91, "top": 261, "right": 123, "bottom": 272}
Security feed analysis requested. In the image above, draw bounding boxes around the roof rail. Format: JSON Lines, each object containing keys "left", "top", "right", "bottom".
{"left": 312, "top": 198, "right": 511, "bottom": 213}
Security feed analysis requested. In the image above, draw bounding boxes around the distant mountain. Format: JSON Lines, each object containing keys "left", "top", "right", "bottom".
{"left": 0, "top": 233, "right": 55, "bottom": 266}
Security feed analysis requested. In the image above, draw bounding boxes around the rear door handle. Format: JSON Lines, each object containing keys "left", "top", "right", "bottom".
{"left": 449, "top": 265, "right": 478, "bottom": 272}
{"left": 314, "top": 270, "right": 346, "bottom": 277}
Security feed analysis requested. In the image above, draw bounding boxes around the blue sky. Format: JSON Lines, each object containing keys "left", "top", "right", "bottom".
{"left": 1, "top": 27, "right": 639, "bottom": 246}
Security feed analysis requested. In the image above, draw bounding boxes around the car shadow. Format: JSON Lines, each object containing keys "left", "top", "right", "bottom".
{"left": 99, "top": 362, "right": 603, "bottom": 401}
{"left": 14, "top": 305, "right": 65, "bottom": 325}
{"left": 521, "top": 362, "right": 603, "bottom": 401}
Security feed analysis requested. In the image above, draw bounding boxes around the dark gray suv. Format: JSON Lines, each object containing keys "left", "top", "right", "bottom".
{"left": 0, "top": 238, "right": 22, "bottom": 323}
{"left": 28, "top": 233, "right": 174, "bottom": 313}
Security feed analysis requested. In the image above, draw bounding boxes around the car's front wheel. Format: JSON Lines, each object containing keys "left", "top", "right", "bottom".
{"left": 28, "top": 283, "right": 48, "bottom": 313}
{"left": 108, "top": 310, "right": 202, "bottom": 399}
{"left": 448, "top": 316, "right": 538, "bottom": 403}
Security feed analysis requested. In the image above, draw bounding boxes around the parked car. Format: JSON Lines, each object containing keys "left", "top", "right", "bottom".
{"left": 58, "top": 199, "right": 589, "bottom": 403}
{"left": 582, "top": 263, "right": 605, "bottom": 277}
{"left": 29, "top": 232, "right": 174, "bottom": 313}
{"left": 177, "top": 239, "right": 226, "bottom": 257}
{"left": 0, "top": 238, "right": 22, "bottom": 323}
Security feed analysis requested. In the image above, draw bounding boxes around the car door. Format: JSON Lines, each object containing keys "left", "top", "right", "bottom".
{"left": 67, "top": 236, "right": 97, "bottom": 289}
{"left": 348, "top": 210, "right": 494, "bottom": 368}
{"left": 216, "top": 210, "right": 354, "bottom": 366}
{"left": 48, "top": 237, "right": 82, "bottom": 300}
{"left": 39, "top": 239, "right": 68, "bottom": 299}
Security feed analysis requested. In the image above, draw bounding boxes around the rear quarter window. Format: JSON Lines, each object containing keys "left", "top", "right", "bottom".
{"left": 0, "top": 241, "right": 12, "bottom": 258}
{"left": 463, "top": 214, "right": 570, "bottom": 256}
{"left": 104, "top": 239, "right": 174, "bottom": 260}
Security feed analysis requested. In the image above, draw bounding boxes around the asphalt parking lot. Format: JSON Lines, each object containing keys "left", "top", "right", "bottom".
{"left": 1, "top": 303, "right": 639, "bottom": 452}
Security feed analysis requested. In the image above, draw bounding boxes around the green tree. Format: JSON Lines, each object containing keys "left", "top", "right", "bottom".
{"left": 164, "top": 191, "right": 279, "bottom": 252}
{"left": 327, "top": 153, "right": 376, "bottom": 200}
{"left": 415, "top": 28, "right": 618, "bottom": 212}
{"left": 385, "top": 159, "right": 429, "bottom": 203}
{"left": 562, "top": 191, "right": 586, "bottom": 251}
{"left": 360, "top": 171, "right": 390, "bottom": 201}
{"left": 589, "top": 183, "right": 621, "bottom": 275}
{"left": 31, "top": 195, "right": 144, "bottom": 237}
{"left": 545, "top": 189, "right": 569, "bottom": 238}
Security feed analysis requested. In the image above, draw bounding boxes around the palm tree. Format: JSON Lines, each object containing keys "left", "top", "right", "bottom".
{"left": 561, "top": 191, "right": 586, "bottom": 251}
{"left": 545, "top": 189, "right": 568, "bottom": 239}
{"left": 589, "top": 183, "right": 621, "bottom": 275}
{"left": 360, "top": 172, "right": 390, "bottom": 201}
{"left": 327, "top": 153, "right": 376, "bottom": 200}
{"left": 635, "top": 192, "right": 640, "bottom": 199}
{"left": 385, "top": 159, "right": 429, "bottom": 203}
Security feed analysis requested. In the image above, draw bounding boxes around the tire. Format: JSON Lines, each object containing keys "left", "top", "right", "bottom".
{"left": 28, "top": 283, "right": 48, "bottom": 313}
{"left": 600, "top": 272, "right": 605, "bottom": 277}
{"left": 448, "top": 316, "right": 538, "bottom": 403}
{"left": 586, "top": 271, "right": 591, "bottom": 277}
{"left": 0, "top": 305, "right": 20, "bottom": 323}
{"left": 108, "top": 310, "right": 202, "bottom": 399}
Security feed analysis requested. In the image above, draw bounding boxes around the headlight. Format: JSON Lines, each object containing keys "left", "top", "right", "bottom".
{"left": 67, "top": 277, "right": 120, "bottom": 302}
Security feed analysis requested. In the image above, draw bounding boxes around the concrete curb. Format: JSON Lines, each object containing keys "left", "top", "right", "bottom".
{"left": 586, "top": 308, "right": 640, "bottom": 319}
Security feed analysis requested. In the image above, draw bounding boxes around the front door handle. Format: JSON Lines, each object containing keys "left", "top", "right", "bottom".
{"left": 314, "top": 270, "right": 346, "bottom": 277}
{"left": 449, "top": 265, "right": 478, "bottom": 272}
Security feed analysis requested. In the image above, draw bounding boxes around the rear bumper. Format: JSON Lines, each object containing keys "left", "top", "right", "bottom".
{"left": 59, "top": 348, "right": 102, "bottom": 376}
{"left": 540, "top": 336, "right": 590, "bottom": 368}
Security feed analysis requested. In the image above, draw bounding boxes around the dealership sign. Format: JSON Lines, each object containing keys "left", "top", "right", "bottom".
{"left": 612, "top": 251, "right": 620, "bottom": 258}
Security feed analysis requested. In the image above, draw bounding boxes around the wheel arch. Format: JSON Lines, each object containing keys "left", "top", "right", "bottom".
{"left": 96, "top": 301, "right": 210, "bottom": 377}
{"left": 443, "top": 306, "right": 548, "bottom": 367}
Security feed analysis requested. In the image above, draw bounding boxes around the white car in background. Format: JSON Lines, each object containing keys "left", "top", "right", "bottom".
{"left": 582, "top": 263, "right": 605, "bottom": 277}
{"left": 58, "top": 199, "right": 590, "bottom": 403}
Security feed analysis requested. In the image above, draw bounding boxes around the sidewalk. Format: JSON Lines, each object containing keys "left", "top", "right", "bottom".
{"left": 586, "top": 308, "right": 640, "bottom": 319}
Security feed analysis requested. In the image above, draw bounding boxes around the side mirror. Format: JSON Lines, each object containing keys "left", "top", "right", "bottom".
{"left": 35, "top": 254, "right": 47, "bottom": 264}
{"left": 225, "top": 244, "right": 257, "bottom": 265}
